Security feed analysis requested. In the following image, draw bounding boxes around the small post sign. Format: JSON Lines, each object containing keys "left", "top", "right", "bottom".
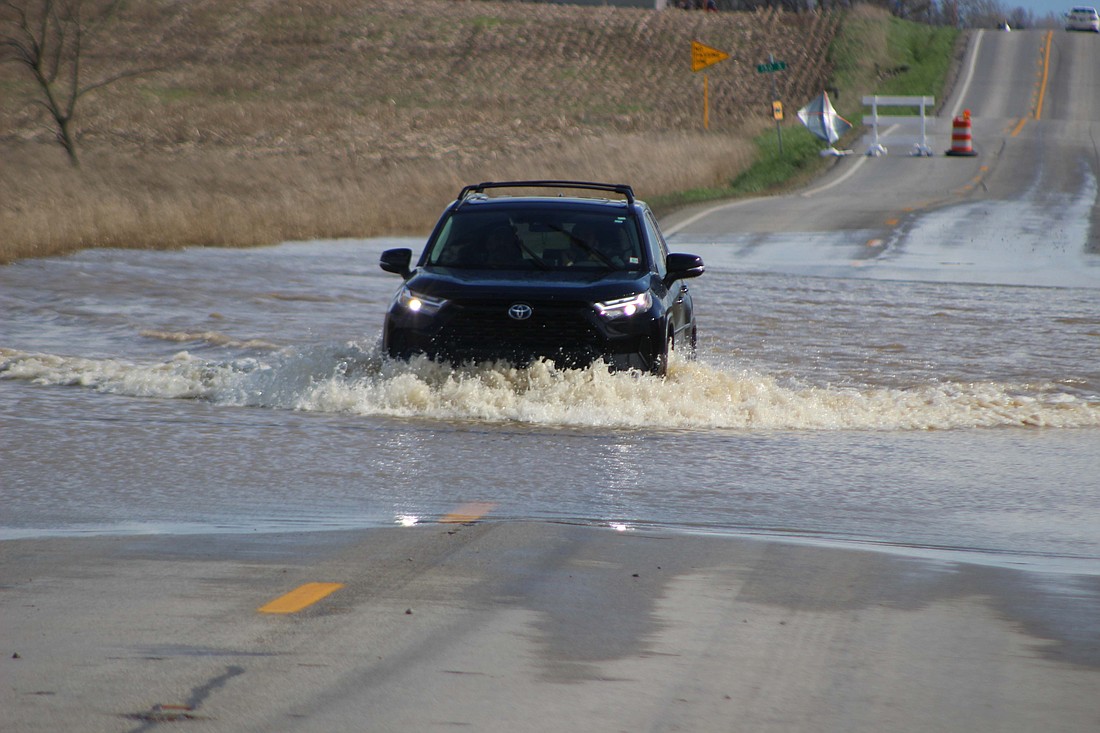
{"left": 756, "top": 60, "right": 788, "bottom": 74}
{"left": 690, "top": 41, "right": 730, "bottom": 130}
{"left": 759, "top": 53, "right": 786, "bottom": 154}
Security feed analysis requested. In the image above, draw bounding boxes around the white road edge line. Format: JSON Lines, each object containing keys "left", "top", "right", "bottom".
{"left": 665, "top": 30, "right": 986, "bottom": 236}
{"left": 663, "top": 197, "right": 760, "bottom": 236}
{"left": 949, "top": 29, "right": 984, "bottom": 121}
{"left": 799, "top": 147, "right": 875, "bottom": 198}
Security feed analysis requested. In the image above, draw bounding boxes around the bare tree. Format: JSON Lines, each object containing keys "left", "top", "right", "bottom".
{"left": 1, "top": 0, "right": 147, "bottom": 166}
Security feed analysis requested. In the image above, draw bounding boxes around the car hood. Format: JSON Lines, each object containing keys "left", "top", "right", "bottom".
{"left": 405, "top": 267, "right": 656, "bottom": 302}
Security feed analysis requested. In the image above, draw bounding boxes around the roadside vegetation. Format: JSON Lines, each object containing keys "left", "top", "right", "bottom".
{"left": 1, "top": 0, "right": 956, "bottom": 263}
{"left": 653, "top": 8, "right": 960, "bottom": 210}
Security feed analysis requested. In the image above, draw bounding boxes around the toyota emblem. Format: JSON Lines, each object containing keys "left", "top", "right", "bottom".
{"left": 507, "top": 303, "right": 533, "bottom": 321}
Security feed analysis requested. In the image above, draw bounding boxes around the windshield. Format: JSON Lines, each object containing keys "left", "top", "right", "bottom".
{"left": 425, "top": 207, "right": 644, "bottom": 271}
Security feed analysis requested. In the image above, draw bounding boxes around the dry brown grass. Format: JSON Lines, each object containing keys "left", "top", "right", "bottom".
{"left": 0, "top": 0, "right": 840, "bottom": 263}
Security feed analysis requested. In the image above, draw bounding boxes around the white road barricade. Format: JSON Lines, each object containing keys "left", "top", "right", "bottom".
{"left": 862, "top": 95, "right": 935, "bottom": 157}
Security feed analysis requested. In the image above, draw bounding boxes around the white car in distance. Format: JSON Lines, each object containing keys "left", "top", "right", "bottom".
{"left": 1066, "top": 6, "right": 1100, "bottom": 31}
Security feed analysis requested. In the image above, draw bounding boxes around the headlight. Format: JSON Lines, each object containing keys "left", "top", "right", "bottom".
{"left": 595, "top": 292, "right": 651, "bottom": 319}
{"left": 395, "top": 286, "right": 448, "bottom": 316}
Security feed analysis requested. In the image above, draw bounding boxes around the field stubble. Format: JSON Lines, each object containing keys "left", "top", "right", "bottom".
{"left": 0, "top": 0, "right": 840, "bottom": 262}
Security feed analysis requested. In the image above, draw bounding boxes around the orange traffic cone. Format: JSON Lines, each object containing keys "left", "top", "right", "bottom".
{"left": 946, "top": 109, "right": 978, "bottom": 156}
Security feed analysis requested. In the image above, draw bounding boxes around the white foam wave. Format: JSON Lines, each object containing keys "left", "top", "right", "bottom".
{"left": 2, "top": 346, "right": 1098, "bottom": 431}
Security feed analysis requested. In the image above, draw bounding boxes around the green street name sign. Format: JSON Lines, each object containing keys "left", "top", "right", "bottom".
{"left": 756, "top": 60, "right": 787, "bottom": 73}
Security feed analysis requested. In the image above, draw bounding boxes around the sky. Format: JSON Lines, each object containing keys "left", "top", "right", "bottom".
{"left": 1007, "top": 0, "right": 1086, "bottom": 21}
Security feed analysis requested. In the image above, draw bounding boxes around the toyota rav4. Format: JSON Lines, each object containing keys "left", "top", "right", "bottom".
{"left": 379, "top": 180, "right": 704, "bottom": 375}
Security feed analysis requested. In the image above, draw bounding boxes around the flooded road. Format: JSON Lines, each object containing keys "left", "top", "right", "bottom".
{"left": 2, "top": 238, "right": 1098, "bottom": 569}
{"left": 6, "top": 29, "right": 1100, "bottom": 733}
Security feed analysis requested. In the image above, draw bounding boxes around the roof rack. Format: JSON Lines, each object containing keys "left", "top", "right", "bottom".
{"left": 456, "top": 180, "right": 635, "bottom": 207}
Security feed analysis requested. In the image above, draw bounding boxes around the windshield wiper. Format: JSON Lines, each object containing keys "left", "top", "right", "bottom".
{"left": 551, "top": 224, "right": 617, "bottom": 269}
{"left": 515, "top": 238, "right": 552, "bottom": 270}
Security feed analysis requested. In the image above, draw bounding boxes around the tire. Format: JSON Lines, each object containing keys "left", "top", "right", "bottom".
{"left": 651, "top": 329, "right": 673, "bottom": 377}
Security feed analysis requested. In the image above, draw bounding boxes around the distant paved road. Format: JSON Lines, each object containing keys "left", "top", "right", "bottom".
{"left": 665, "top": 29, "right": 1100, "bottom": 265}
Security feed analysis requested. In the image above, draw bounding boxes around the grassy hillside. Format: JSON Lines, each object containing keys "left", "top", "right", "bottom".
{"left": 0, "top": 1, "right": 949, "bottom": 262}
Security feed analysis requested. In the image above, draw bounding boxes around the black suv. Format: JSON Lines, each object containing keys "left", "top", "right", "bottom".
{"left": 379, "top": 180, "right": 704, "bottom": 375}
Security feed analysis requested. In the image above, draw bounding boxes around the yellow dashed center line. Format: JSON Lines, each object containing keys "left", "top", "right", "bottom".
{"left": 1016, "top": 30, "right": 1053, "bottom": 137}
{"left": 258, "top": 582, "right": 344, "bottom": 614}
{"left": 1036, "top": 30, "right": 1052, "bottom": 120}
{"left": 256, "top": 499, "right": 496, "bottom": 616}
{"left": 440, "top": 501, "right": 496, "bottom": 524}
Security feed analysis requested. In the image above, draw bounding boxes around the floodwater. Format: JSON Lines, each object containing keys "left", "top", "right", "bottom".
{"left": 2, "top": 236, "right": 1098, "bottom": 571}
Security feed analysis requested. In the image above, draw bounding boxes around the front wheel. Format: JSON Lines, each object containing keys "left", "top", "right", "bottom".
{"left": 650, "top": 330, "right": 674, "bottom": 377}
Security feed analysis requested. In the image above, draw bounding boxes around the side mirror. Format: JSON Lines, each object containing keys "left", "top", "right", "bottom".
{"left": 380, "top": 248, "right": 413, "bottom": 279}
{"left": 665, "top": 252, "right": 705, "bottom": 285}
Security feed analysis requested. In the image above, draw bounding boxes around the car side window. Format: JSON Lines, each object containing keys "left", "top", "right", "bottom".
{"left": 643, "top": 210, "right": 669, "bottom": 278}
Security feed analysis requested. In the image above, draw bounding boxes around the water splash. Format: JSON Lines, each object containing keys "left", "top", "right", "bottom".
{"left": 3, "top": 344, "right": 1097, "bottom": 431}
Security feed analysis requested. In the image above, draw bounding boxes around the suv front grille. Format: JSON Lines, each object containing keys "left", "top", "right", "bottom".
{"left": 441, "top": 299, "right": 600, "bottom": 355}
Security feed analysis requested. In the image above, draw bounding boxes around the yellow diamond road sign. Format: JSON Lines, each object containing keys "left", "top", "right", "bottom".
{"left": 691, "top": 41, "right": 730, "bottom": 73}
